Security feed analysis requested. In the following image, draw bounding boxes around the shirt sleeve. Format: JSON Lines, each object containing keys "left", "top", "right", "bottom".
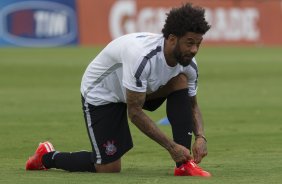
{"left": 185, "top": 58, "right": 199, "bottom": 97}
{"left": 122, "top": 53, "right": 150, "bottom": 93}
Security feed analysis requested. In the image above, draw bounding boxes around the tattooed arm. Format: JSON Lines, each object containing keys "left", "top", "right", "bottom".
{"left": 126, "top": 89, "right": 192, "bottom": 163}
{"left": 191, "top": 96, "right": 205, "bottom": 136}
{"left": 190, "top": 95, "right": 208, "bottom": 163}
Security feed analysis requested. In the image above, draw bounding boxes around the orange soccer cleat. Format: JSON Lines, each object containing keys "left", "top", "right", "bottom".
{"left": 26, "top": 141, "right": 55, "bottom": 170}
{"left": 174, "top": 160, "right": 211, "bottom": 177}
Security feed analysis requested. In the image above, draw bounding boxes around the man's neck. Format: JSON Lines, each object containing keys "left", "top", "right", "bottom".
{"left": 163, "top": 40, "right": 177, "bottom": 67}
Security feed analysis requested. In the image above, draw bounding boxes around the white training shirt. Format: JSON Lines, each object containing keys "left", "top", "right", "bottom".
{"left": 81, "top": 32, "right": 199, "bottom": 106}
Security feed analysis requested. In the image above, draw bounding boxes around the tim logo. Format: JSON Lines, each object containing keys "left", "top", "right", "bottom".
{"left": 0, "top": 1, "right": 78, "bottom": 47}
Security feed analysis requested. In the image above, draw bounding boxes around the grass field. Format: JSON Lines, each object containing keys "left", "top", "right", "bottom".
{"left": 0, "top": 46, "right": 281, "bottom": 184}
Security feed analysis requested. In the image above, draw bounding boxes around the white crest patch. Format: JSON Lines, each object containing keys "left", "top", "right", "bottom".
{"left": 103, "top": 140, "right": 117, "bottom": 156}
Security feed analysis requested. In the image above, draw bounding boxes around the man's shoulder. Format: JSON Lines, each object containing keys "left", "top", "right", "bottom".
{"left": 118, "top": 32, "right": 163, "bottom": 44}
{"left": 118, "top": 32, "right": 163, "bottom": 56}
{"left": 182, "top": 58, "right": 198, "bottom": 74}
{"left": 123, "top": 32, "right": 161, "bottom": 37}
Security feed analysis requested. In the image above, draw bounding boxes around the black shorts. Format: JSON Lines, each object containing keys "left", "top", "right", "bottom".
{"left": 82, "top": 96, "right": 133, "bottom": 164}
{"left": 81, "top": 95, "right": 166, "bottom": 164}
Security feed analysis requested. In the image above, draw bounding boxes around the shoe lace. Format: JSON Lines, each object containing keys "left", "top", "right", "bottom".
{"left": 189, "top": 160, "right": 203, "bottom": 171}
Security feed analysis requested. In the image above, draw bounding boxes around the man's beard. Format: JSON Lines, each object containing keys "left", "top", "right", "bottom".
{"left": 173, "top": 43, "right": 193, "bottom": 67}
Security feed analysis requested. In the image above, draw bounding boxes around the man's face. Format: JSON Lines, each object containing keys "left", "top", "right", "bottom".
{"left": 173, "top": 32, "right": 203, "bottom": 67}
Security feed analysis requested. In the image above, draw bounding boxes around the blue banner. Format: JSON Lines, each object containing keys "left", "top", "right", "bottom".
{"left": 0, "top": 0, "right": 78, "bottom": 47}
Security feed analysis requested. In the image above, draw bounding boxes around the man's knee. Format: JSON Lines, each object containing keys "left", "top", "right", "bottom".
{"left": 145, "top": 73, "right": 188, "bottom": 101}
{"left": 95, "top": 159, "right": 121, "bottom": 173}
{"left": 167, "top": 73, "right": 188, "bottom": 91}
{"left": 171, "top": 73, "right": 188, "bottom": 90}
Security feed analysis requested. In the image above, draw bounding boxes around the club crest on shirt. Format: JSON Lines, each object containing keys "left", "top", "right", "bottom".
{"left": 103, "top": 140, "right": 117, "bottom": 156}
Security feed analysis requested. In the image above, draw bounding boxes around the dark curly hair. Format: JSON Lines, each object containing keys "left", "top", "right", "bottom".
{"left": 162, "top": 3, "right": 211, "bottom": 39}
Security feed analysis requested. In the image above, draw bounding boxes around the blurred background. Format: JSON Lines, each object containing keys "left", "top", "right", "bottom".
{"left": 1, "top": 0, "right": 282, "bottom": 47}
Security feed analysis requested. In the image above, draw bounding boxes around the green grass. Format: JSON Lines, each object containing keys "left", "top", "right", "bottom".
{"left": 0, "top": 46, "right": 281, "bottom": 184}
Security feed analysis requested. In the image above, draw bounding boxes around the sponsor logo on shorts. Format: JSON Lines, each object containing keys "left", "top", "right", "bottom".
{"left": 103, "top": 140, "right": 117, "bottom": 156}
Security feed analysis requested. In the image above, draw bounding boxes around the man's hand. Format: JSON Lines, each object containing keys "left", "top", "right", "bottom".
{"left": 192, "top": 137, "right": 207, "bottom": 164}
{"left": 168, "top": 143, "right": 193, "bottom": 163}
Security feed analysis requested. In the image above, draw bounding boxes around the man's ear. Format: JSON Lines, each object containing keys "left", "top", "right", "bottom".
{"left": 167, "top": 34, "right": 177, "bottom": 47}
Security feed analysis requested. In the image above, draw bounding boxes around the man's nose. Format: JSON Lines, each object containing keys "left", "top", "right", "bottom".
{"left": 190, "top": 45, "right": 198, "bottom": 54}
